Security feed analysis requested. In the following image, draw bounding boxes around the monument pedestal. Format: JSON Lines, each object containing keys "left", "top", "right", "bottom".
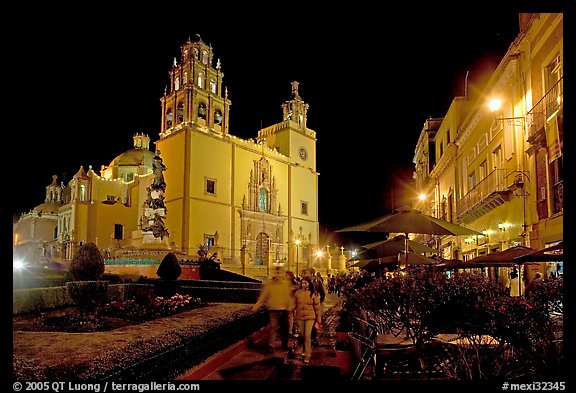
{"left": 131, "top": 230, "right": 171, "bottom": 250}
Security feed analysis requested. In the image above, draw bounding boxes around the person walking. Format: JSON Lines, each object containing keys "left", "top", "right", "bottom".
{"left": 293, "top": 277, "right": 322, "bottom": 363}
{"left": 251, "top": 267, "right": 295, "bottom": 353}
{"left": 302, "top": 268, "right": 325, "bottom": 346}
{"left": 285, "top": 270, "right": 299, "bottom": 336}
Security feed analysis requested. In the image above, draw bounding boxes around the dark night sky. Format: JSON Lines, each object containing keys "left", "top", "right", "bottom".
{"left": 13, "top": 8, "right": 524, "bottom": 240}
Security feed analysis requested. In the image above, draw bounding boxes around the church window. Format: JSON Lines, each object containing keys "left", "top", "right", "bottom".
{"left": 301, "top": 201, "right": 308, "bottom": 216}
{"left": 193, "top": 48, "right": 199, "bottom": 60}
{"left": 126, "top": 173, "right": 134, "bottom": 182}
{"left": 202, "top": 50, "right": 209, "bottom": 65}
{"left": 214, "top": 109, "right": 223, "bottom": 125}
{"left": 174, "top": 76, "right": 180, "bottom": 91}
{"left": 210, "top": 79, "right": 216, "bottom": 93}
{"left": 198, "top": 103, "right": 207, "bottom": 119}
{"left": 183, "top": 72, "right": 188, "bottom": 84}
{"left": 198, "top": 72, "right": 205, "bottom": 88}
{"left": 204, "top": 234, "right": 215, "bottom": 251}
{"left": 114, "top": 224, "right": 123, "bottom": 240}
{"left": 80, "top": 184, "right": 87, "bottom": 202}
{"left": 177, "top": 102, "right": 184, "bottom": 123}
{"left": 166, "top": 108, "right": 173, "bottom": 128}
{"left": 205, "top": 178, "right": 216, "bottom": 195}
{"left": 258, "top": 187, "right": 268, "bottom": 212}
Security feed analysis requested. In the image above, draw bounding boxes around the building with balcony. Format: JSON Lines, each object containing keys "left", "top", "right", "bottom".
{"left": 412, "top": 13, "right": 563, "bottom": 281}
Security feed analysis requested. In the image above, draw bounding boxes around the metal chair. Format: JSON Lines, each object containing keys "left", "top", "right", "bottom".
{"left": 348, "top": 331, "right": 378, "bottom": 380}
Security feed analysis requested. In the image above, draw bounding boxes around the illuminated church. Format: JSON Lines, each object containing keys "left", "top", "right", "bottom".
{"left": 13, "top": 36, "right": 321, "bottom": 279}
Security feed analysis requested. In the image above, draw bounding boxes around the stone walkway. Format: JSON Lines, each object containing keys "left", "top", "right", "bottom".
{"left": 177, "top": 293, "right": 346, "bottom": 380}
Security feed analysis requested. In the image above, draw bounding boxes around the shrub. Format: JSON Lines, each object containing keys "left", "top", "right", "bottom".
{"left": 156, "top": 253, "right": 182, "bottom": 280}
{"left": 70, "top": 243, "right": 105, "bottom": 281}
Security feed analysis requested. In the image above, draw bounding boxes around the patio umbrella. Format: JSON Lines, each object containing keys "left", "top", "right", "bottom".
{"left": 469, "top": 246, "right": 537, "bottom": 295}
{"left": 469, "top": 246, "right": 536, "bottom": 263}
{"left": 349, "top": 256, "right": 397, "bottom": 269}
{"left": 338, "top": 206, "right": 481, "bottom": 261}
{"left": 513, "top": 241, "right": 563, "bottom": 263}
{"left": 398, "top": 251, "right": 441, "bottom": 266}
{"left": 361, "top": 235, "right": 438, "bottom": 256}
{"left": 434, "top": 259, "right": 516, "bottom": 269}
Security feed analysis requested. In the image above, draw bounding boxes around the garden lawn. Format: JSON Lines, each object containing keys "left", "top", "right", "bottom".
{"left": 13, "top": 303, "right": 254, "bottom": 380}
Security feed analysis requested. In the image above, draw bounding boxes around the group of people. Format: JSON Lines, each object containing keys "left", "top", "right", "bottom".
{"left": 251, "top": 267, "right": 326, "bottom": 364}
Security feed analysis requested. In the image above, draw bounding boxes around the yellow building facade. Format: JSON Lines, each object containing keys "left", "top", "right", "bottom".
{"left": 13, "top": 37, "right": 320, "bottom": 280}
{"left": 412, "top": 13, "right": 563, "bottom": 283}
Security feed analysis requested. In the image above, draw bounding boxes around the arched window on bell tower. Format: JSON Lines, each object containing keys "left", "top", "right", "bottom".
{"left": 198, "top": 103, "right": 207, "bottom": 120}
{"left": 214, "top": 109, "right": 223, "bottom": 125}
{"left": 166, "top": 108, "right": 173, "bottom": 128}
{"left": 177, "top": 102, "right": 184, "bottom": 123}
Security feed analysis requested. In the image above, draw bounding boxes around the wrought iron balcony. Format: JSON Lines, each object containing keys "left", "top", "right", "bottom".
{"left": 527, "top": 76, "right": 563, "bottom": 141}
{"left": 457, "top": 169, "right": 511, "bottom": 222}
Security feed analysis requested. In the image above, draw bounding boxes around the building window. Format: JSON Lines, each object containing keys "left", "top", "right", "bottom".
{"left": 126, "top": 173, "right": 134, "bottom": 182}
{"left": 114, "top": 224, "right": 123, "bottom": 240}
{"left": 214, "top": 109, "right": 223, "bottom": 125}
{"left": 210, "top": 79, "right": 216, "bottom": 94}
{"left": 259, "top": 187, "right": 268, "bottom": 212}
{"left": 197, "top": 72, "right": 204, "bottom": 89}
{"left": 174, "top": 76, "right": 180, "bottom": 91}
{"left": 301, "top": 201, "right": 308, "bottom": 216}
{"left": 469, "top": 171, "right": 477, "bottom": 190}
{"left": 204, "top": 234, "right": 215, "bottom": 251}
{"left": 479, "top": 160, "right": 488, "bottom": 180}
{"left": 202, "top": 50, "right": 209, "bottom": 65}
{"left": 198, "top": 103, "right": 207, "bottom": 119}
{"left": 80, "top": 184, "right": 87, "bottom": 202}
{"left": 183, "top": 71, "right": 188, "bottom": 84}
{"left": 206, "top": 178, "right": 216, "bottom": 195}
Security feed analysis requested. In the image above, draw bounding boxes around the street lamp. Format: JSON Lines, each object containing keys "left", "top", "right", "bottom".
{"left": 488, "top": 98, "right": 526, "bottom": 126}
{"left": 295, "top": 238, "right": 301, "bottom": 275}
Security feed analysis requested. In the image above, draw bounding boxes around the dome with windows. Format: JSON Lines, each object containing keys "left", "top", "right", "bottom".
{"left": 108, "top": 148, "right": 155, "bottom": 168}
{"left": 101, "top": 134, "right": 155, "bottom": 180}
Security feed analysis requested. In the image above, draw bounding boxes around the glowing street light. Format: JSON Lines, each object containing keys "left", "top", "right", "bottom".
{"left": 295, "top": 238, "right": 302, "bottom": 275}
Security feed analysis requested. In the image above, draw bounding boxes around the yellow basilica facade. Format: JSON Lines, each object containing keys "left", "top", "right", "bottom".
{"left": 13, "top": 37, "right": 321, "bottom": 280}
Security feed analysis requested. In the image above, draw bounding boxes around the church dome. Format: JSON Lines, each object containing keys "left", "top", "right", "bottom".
{"left": 109, "top": 148, "right": 155, "bottom": 168}
{"left": 32, "top": 202, "right": 61, "bottom": 215}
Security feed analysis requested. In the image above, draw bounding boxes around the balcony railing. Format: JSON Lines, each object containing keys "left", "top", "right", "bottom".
{"left": 527, "top": 76, "right": 563, "bottom": 140}
{"left": 457, "top": 169, "right": 508, "bottom": 219}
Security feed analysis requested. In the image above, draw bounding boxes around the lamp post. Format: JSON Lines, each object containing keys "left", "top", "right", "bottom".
{"left": 295, "top": 238, "right": 301, "bottom": 275}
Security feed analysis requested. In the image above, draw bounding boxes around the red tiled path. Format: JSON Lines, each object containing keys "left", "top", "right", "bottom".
{"left": 177, "top": 293, "right": 344, "bottom": 380}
